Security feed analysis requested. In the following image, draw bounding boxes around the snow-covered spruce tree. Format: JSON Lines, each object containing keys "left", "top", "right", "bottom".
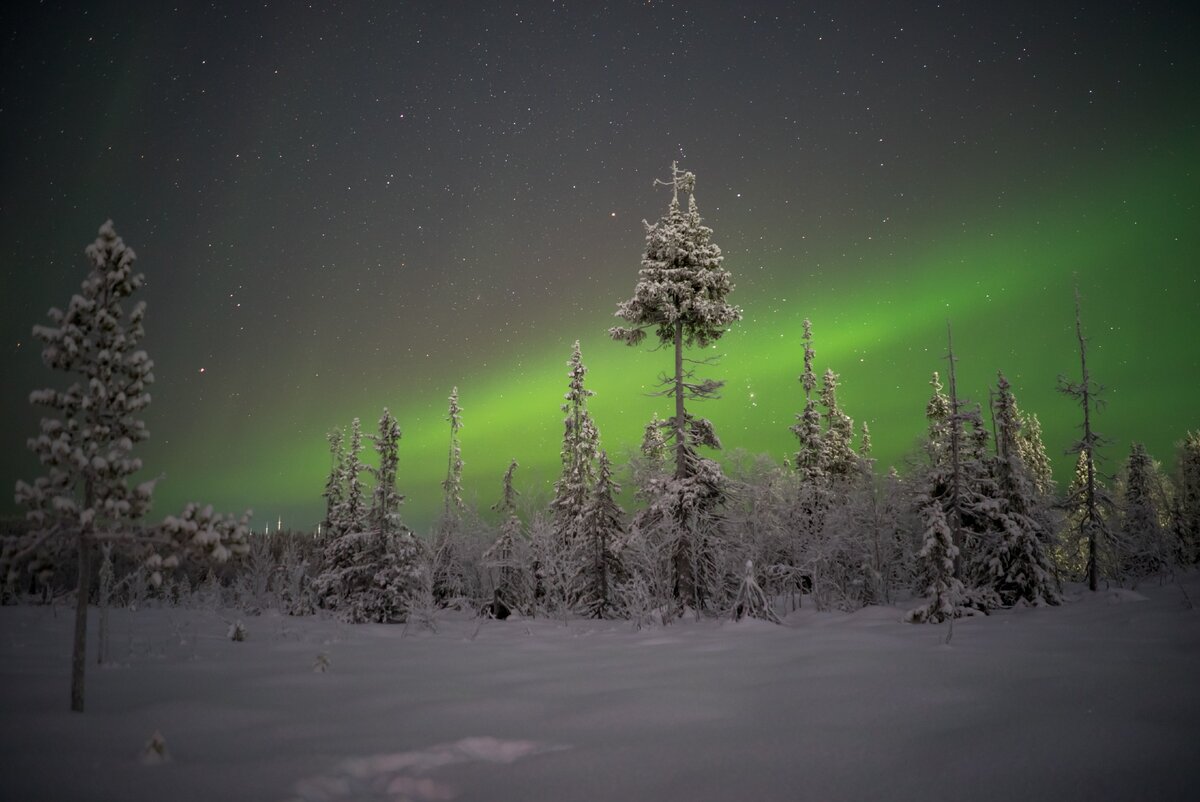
{"left": 314, "top": 410, "right": 424, "bottom": 623}
{"left": 924, "top": 372, "right": 952, "bottom": 465}
{"left": 578, "top": 450, "right": 625, "bottom": 618}
{"left": 1114, "top": 442, "right": 1169, "bottom": 583}
{"left": 979, "top": 372, "right": 1060, "bottom": 607}
{"left": 483, "top": 459, "right": 529, "bottom": 617}
{"left": 367, "top": 408, "right": 426, "bottom": 621}
{"left": 369, "top": 408, "right": 404, "bottom": 534}
{"left": 320, "top": 428, "right": 346, "bottom": 538}
{"left": 787, "top": 321, "right": 828, "bottom": 605}
{"left": 548, "top": 340, "right": 599, "bottom": 605}
{"left": 6, "top": 221, "right": 250, "bottom": 711}
{"left": 904, "top": 496, "right": 965, "bottom": 624}
{"left": 1017, "top": 412, "right": 1055, "bottom": 498}
{"left": 784, "top": 320, "right": 875, "bottom": 610}
{"left": 791, "top": 319, "right": 825, "bottom": 483}
{"left": 609, "top": 163, "right": 741, "bottom": 615}
{"left": 1173, "top": 432, "right": 1200, "bottom": 565}
{"left": 1057, "top": 285, "right": 1109, "bottom": 591}
{"left": 340, "top": 418, "right": 368, "bottom": 535}
{"left": 630, "top": 413, "right": 669, "bottom": 502}
{"left": 818, "top": 368, "right": 858, "bottom": 481}
{"left": 431, "top": 387, "right": 467, "bottom": 605}
{"left": 909, "top": 329, "right": 996, "bottom": 612}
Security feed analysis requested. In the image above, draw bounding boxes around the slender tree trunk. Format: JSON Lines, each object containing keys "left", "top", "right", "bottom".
{"left": 71, "top": 531, "right": 92, "bottom": 712}
{"left": 673, "top": 320, "right": 686, "bottom": 480}
{"left": 945, "top": 323, "right": 965, "bottom": 580}
{"left": 1075, "top": 290, "right": 1099, "bottom": 592}
{"left": 671, "top": 319, "right": 695, "bottom": 610}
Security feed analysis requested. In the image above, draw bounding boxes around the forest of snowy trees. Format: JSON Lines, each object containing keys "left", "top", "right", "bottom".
{"left": 3, "top": 174, "right": 1199, "bottom": 712}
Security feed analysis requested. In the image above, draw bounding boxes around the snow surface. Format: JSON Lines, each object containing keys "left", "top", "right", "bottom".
{"left": 3, "top": 577, "right": 1200, "bottom": 801}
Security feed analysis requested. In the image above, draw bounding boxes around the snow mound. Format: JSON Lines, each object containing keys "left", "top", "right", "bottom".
{"left": 291, "top": 737, "right": 566, "bottom": 801}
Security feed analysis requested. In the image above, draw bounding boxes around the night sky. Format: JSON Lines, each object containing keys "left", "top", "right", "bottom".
{"left": 1, "top": 1, "right": 1196, "bottom": 532}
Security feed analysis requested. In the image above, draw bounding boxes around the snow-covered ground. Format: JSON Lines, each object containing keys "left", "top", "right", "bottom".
{"left": 3, "top": 577, "right": 1200, "bottom": 802}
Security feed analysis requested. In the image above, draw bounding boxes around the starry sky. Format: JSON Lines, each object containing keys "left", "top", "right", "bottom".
{"left": 1, "top": 1, "right": 1196, "bottom": 532}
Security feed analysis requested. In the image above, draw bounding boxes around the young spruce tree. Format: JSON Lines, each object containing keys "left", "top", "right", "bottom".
{"left": 7, "top": 221, "right": 249, "bottom": 711}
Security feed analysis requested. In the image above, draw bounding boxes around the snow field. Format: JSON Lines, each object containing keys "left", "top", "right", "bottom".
{"left": 2, "top": 576, "right": 1199, "bottom": 801}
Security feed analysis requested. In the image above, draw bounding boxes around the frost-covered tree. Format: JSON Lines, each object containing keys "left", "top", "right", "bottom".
{"left": 432, "top": 387, "right": 467, "bottom": 604}
{"left": 609, "top": 163, "right": 741, "bottom": 613}
{"left": 441, "top": 387, "right": 465, "bottom": 518}
{"left": 1114, "top": 442, "right": 1168, "bottom": 582}
{"left": 1057, "top": 285, "right": 1108, "bottom": 591}
{"left": 483, "top": 459, "right": 528, "bottom": 617}
{"left": 6, "top": 221, "right": 249, "bottom": 711}
{"left": 924, "top": 371, "right": 952, "bottom": 465}
{"left": 909, "top": 328, "right": 999, "bottom": 612}
{"left": 1173, "top": 432, "right": 1200, "bottom": 565}
{"left": 791, "top": 319, "right": 825, "bottom": 482}
{"left": 369, "top": 408, "right": 404, "bottom": 534}
{"left": 315, "top": 410, "right": 424, "bottom": 623}
{"left": 1017, "top": 412, "right": 1054, "bottom": 497}
{"left": 578, "top": 450, "right": 624, "bottom": 618}
{"left": 1058, "top": 451, "right": 1106, "bottom": 580}
{"left": 631, "top": 413, "right": 669, "bottom": 502}
{"left": 978, "top": 372, "right": 1060, "bottom": 607}
{"left": 549, "top": 341, "right": 599, "bottom": 559}
{"left": 905, "top": 497, "right": 964, "bottom": 625}
{"left": 341, "top": 418, "right": 368, "bottom": 534}
{"left": 321, "top": 428, "right": 346, "bottom": 537}
{"left": 819, "top": 368, "right": 857, "bottom": 480}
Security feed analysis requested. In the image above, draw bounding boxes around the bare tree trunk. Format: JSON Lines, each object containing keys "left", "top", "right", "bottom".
{"left": 945, "top": 323, "right": 965, "bottom": 580}
{"left": 70, "top": 531, "right": 92, "bottom": 712}
{"left": 1074, "top": 289, "right": 1099, "bottom": 592}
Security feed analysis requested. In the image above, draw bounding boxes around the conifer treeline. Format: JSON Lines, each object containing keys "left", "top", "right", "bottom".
{"left": 310, "top": 166, "right": 1198, "bottom": 625}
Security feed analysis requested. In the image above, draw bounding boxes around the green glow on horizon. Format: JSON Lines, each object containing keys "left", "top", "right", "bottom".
{"left": 145, "top": 141, "right": 1200, "bottom": 532}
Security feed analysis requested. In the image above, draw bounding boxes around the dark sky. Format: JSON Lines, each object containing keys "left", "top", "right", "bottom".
{"left": 2, "top": 1, "right": 1197, "bottom": 531}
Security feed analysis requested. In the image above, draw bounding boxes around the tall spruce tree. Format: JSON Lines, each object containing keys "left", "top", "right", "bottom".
{"left": 550, "top": 341, "right": 598, "bottom": 553}
{"left": 982, "top": 372, "right": 1060, "bottom": 606}
{"left": 432, "top": 387, "right": 466, "bottom": 603}
{"left": 316, "top": 409, "right": 423, "bottom": 623}
{"left": 484, "top": 459, "right": 525, "bottom": 617}
{"left": 578, "top": 450, "right": 625, "bottom": 618}
{"left": 819, "top": 368, "right": 857, "bottom": 480}
{"left": 7, "top": 221, "right": 249, "bottom": 711}
{"left": 609, "top": 163, "right": 741, "bottom": 612}
{"left": 340, "top": 418, "right": 368, "bottom": 535}
{"left": 369, "top": 408, "right": 404, "bottom": 534}
{"left": 791, "top": 319, "right": 825, "bottom": 482}
{"left": 321, "top": 428, "right": 346, "bottom": 537}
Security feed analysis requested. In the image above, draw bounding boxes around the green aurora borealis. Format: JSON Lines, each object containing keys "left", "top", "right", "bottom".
{"left": 142, "top": 139, "right": 1198, "bottom": 531}
{"left": 1, "top": 2, "right": 1196, "bottom": 532}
